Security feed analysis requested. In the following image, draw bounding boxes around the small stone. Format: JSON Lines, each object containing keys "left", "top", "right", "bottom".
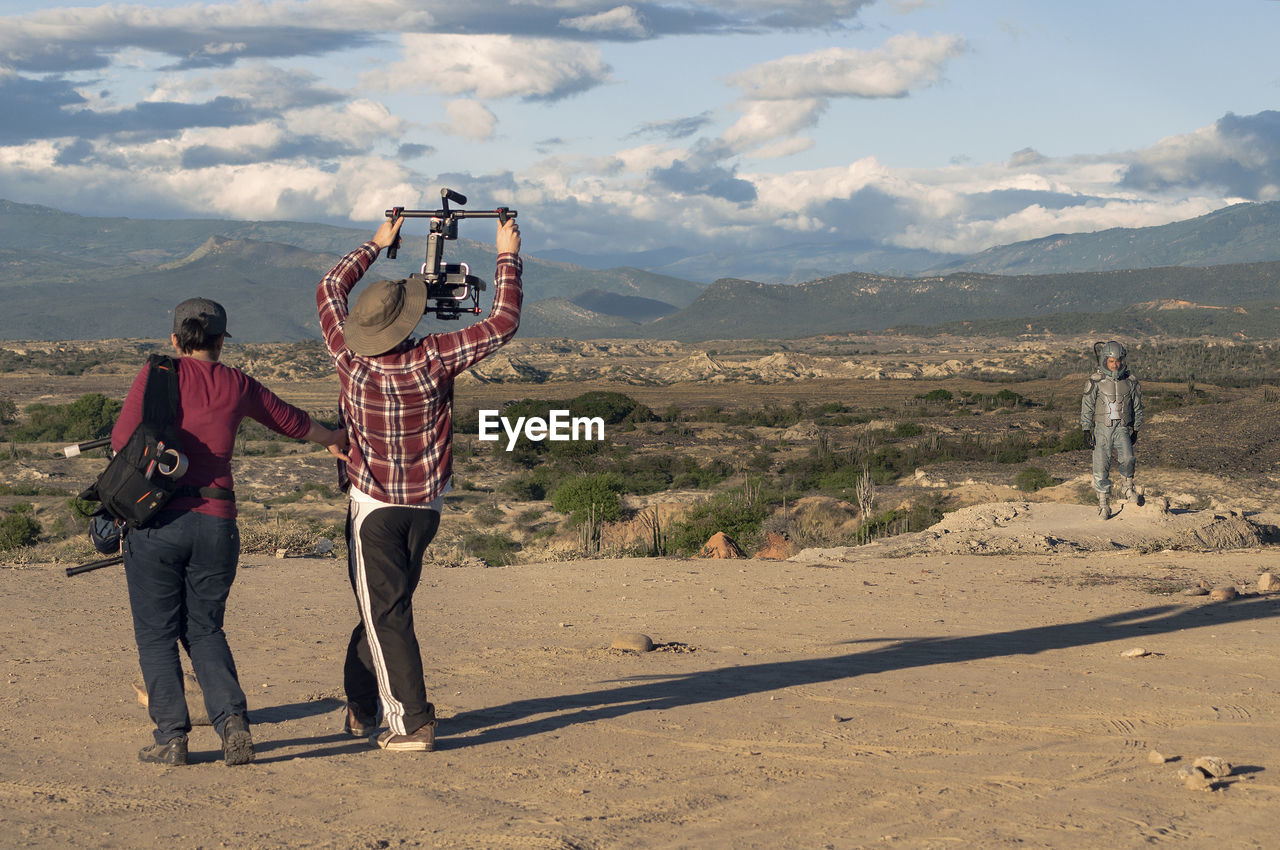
{"left": 611, "top": 633, "right": 654, "bottom": 652}
{"left": 1148, "top": 750, "right": 1167, "bottom": 765}
{"left": 275, "top": 548, "right": 289, "bottom": 559}
{"left": 1121, "top": 647, "right": 1150, "bottom": 658}
{"left": 1209, "top": 586, "right": 1238, "bottom": 602}
{"left": 1183, "top": 586, "right": 1209, "bottom": 596}
{"left": 1258, "top": 572, "right": 1279, "bottom": 593}
{"left": 1178, "top": 768, "right": 1213, "bottom": 791}
{"left": 1192, "top": 756, "right": 1232, "bottom": 778}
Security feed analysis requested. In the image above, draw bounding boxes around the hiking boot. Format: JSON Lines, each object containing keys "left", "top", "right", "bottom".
{"left": 373, "top": 721, "right": 436, "bottom": 752}
{"left": 1118, "top": 477, "right": 1145, "bottom": 506}
{"left": 220, "top": 714, "right": 254, "bottom": 766}
{"left": 343, "top": 703, "right": 381, "bottom": 738}
{"left": 138, "top": 735, "right": 188, "bottom": 765}
{"left": 1097, "top": 492, "right": 1111, "bottom": 520}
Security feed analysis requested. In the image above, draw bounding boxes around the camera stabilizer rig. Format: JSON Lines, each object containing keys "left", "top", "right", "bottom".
{"left": 386, "top": 188, "right": 517, "bottom": 320}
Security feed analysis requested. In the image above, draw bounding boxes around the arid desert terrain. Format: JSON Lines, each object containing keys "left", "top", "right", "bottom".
{"left": 2, "top": 334, "right": 1279, "bottom": 848}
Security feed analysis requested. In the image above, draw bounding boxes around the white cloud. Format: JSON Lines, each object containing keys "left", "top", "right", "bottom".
{"left": 722, "top": 98, "right": 826, "bottom": 152}
{"left": 561, "top": 6, "right": 649, "bottom": 37}
{"left": 363, "top": 34, "right": 611, "bottom": 101}
{"left": 439, "top": 99, "right": 498, "bottom": 141}
{"left": 727, "top": 32, "right": 965, "bottom": 100}
{"left": 718, "top": 32, "right": 964, "bottom": 157}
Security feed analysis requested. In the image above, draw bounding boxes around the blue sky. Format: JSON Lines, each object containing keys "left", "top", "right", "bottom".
{"left": 1, "top": 0, "right": 1278, "bottom": 270}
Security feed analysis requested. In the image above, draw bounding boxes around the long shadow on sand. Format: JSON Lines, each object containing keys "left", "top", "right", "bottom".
{"left": 442, "top": 595, "right": 1280, "bottom": 749}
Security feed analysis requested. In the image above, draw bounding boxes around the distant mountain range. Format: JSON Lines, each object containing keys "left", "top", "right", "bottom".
{"left": 7, "top": 198, "right": 1280, "bottom": 342}
{"left": 630, "top": 262, "right": 1280, "bottom": 342}
{"left": 925, "top": 202, "right": 1280, "bottom": 276}
{"left": 0, "top": 199, "right": 702, "bottom": 340}
{"left": 536, "top": 201, "right": 1280, "bottom": 282}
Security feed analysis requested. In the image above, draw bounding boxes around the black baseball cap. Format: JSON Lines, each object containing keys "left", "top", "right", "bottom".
{"left": 173, "top": 297, "right": 231, "bottom": 337}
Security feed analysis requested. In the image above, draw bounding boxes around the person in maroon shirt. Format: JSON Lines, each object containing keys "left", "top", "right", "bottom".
{"left": 317, "top": 214, "right": 521, "bottom": 752}
{"left": 115, "top": 297, "right": 348, "bottom": 766}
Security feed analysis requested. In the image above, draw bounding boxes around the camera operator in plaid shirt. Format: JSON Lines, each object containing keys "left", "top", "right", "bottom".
{"left": 317, "top": 214, "right": 521, "bottom": 752}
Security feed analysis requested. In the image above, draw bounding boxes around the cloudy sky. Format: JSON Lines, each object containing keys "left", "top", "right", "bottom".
{"left": 2, "top": 0, "right": 1279, "bottom": 269}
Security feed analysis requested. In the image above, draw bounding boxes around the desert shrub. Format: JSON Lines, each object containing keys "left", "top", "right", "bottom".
{"left": 66, "top": 496, "right": 97, "bottom": 520}
{"left": 13, "top": 393, "right": 122, "bottom": 442}
{"left": 664, "top": 484, "right": 776, "bottom": 556}
{"left": 504, "top": 474, "right": 548, "bottom": 501}
{"left": 552, "top": 472, "right": 625, "bottom": 524}
{"left": 264, "top": 482, "right": 335, "bottom": 505}
{"left": 995, "top": 447, "right": 1029, "bottom": 464}
{"left": 460, "top": 532, "right": 521, "bottom": 565}
{"left": 569, "top": 391, "right": 651, "bottom": 425}
{"left": 916, "top": 388, "right": 953, "bottom": 403}
{"left": 1015, "top": 466, "right": 1058, "bottom": 492}
{"left": 893, "top": 422, "right": 925, "bottom": 438}
{"left": 238, "top": 513, "right": 340, "bottom": 555}
{"left": 0, "top": 510, "right": 41, "bottom": 551}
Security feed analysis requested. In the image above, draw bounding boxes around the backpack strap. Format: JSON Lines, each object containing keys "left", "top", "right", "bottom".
{"left": 140, "top": 356, "right": 235, "bottom": 504}
{"left": 141, "top": 354, "right": 180, "bottom": 434}
{"left": 176, "top": 486, "right": 235, "bottom": 501}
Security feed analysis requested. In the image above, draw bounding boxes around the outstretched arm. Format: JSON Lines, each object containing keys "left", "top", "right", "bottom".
{"left": 431, "top": 218, "right": 523, "bottom": 377}
{"left": 316, "top": 216, "right": 406, "bottom": 357}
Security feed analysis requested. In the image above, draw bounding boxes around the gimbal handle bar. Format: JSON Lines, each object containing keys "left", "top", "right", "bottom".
{"left": 63, "top": 436, "right": 111, "bottom": 458}
{"left": 384, "top": 189, "right": 516, "bottom": 259}
{"left": 66, "top": 554, "right": 123, "bottom": 577}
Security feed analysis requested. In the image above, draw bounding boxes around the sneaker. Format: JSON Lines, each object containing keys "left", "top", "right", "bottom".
{"left": 220, "top": 714, "right": 254, "bottom": 766}
{"left": 373, "top": 722, "right": 436, "bottom": 752}
{"left": 343, "top": 703, "right": 381, "bottom": 738}
{"left": 138, "top": 735, "right": 188, "bottom": 765}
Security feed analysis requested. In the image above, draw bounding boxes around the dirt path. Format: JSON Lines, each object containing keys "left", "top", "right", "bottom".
{"left": 4, "top": 537, "right": 1280, "bottom": 848}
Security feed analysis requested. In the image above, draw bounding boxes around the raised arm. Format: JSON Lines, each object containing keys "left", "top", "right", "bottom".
{"left": 431, "top": 218, "right": 523, "bottom": 377}
{"left": 316, "top": 216, "right": 406, "bottom": 357}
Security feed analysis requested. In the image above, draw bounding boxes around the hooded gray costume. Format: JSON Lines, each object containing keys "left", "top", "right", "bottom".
{"left": 1081, "top": 341, "right": 1143, "bottom": 518}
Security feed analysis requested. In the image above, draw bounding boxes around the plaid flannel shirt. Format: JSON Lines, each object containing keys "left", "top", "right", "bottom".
{"left": 317, "top": 241, "right": 522, "bottom": 505}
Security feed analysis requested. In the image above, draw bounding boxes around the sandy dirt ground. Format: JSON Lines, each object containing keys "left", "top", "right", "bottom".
{"left": 4, "top": 502, "right": 1280, "bottom": 849}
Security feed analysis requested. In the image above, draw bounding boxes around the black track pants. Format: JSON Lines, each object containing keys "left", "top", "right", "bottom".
{"left": 344, "top": 500, "right": 440, "bottom": 735}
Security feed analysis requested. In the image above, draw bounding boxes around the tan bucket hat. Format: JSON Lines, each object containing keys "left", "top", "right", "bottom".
{"left": 344, "top": 278, "right": 427, "bottom": 356}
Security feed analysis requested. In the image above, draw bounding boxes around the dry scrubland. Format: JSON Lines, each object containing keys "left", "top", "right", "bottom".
{"left": 2, "top": 334, "right": 1280, "bottom": 848}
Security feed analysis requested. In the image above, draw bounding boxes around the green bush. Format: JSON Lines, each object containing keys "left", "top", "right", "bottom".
{"left": 14, "top": 393, "right": 122, "bottom": 442}
{"left": 504, "top": 474, "right": 547, "bottom": 501}
{"left": 569, "top": 391, "right": 652, "bottom": 425}
{"left": 995, "top": 447, "right": 1029, "bottom": 464}
{"left": 460, "top": 532, "right": 521, "bottom": 565}
{"left": 552, "top": 472, "right": 625, "bottom": 524}
{"left": 1015, "top": 466, "right": 1058, "bottom": 492}
{"left": 664, "top": 485, "right": 775, "bottom": 556}
{"left": 0, "top": 511, "right": 41, "bottom": 551}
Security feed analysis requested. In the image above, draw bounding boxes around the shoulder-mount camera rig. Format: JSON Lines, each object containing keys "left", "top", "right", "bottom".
{"left": 386, "top": 188, "right": 517, "bottom": 320}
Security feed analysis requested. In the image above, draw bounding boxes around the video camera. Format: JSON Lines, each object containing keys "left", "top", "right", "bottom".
{"left": 386, "top": 188, "right": 517, "bottom": 320}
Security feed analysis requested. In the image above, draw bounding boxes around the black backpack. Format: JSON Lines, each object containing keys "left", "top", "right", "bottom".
{"left": 79, "top": 354, "right": 187, "bottom": 529}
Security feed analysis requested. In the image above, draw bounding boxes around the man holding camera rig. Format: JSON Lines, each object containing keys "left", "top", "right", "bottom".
{"left": 117, "top": 298, "right": 349, "bottom": 765}
{"left": 316, "top": 213, "right": 521, "bottom": 752}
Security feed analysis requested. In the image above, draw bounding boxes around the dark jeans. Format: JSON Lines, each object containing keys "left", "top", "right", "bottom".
{"left": 123, "top": 510, "right": 246, "bottom": 743}
{"left": 345, "top": 500, "right": 440, "bottom": 736}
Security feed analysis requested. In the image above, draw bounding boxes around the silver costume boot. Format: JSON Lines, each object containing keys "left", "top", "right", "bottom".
{"left": 1117, "top": 476, "right": 1144, "bottom": 505}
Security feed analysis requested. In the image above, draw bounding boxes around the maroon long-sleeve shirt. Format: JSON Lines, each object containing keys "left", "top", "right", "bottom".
{"left": 111, "top": 356, "right": 312, "bottom": 519}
